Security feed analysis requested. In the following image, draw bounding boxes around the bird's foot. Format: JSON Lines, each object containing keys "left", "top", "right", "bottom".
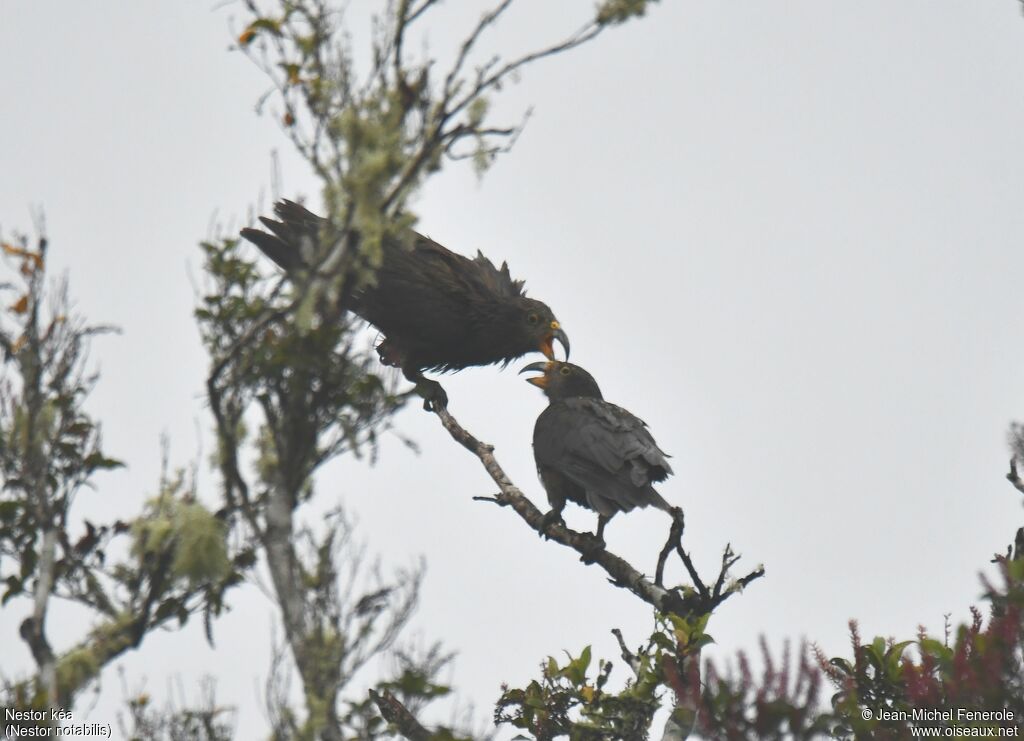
{"left": 579, "top": 531, "right": 606, "bottom": 563}
{"left": 415, "top": 378, "right": 448, "bottom": 412}
{"left": 539, "top": 510, "right": 565, "bottom": 539}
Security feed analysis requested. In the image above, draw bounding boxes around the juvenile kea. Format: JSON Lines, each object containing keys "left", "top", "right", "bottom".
{"left": 240, "top": 200, "right": 570, "bottom": 409}
{"left": 521, "top": 360, "right": 674, "bottom": 539}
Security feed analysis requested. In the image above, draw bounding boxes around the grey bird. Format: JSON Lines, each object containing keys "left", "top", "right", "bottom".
{"left": 520, "top": 360, "right": 674, "bottom": 539}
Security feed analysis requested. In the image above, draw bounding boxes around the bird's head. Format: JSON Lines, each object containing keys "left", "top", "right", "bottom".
{"left": 520, "top": 360, "right": 603, "bottom": 401}
{"left": 517, "top": 298, "right": 570, "bottom": 362}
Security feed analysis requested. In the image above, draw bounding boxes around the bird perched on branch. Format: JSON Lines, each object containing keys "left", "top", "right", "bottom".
{"left": 240, "top": 200, "right": 570, "bottom": 410}
{"left": 521, "top": 361, "right": 674, "bottom": 539}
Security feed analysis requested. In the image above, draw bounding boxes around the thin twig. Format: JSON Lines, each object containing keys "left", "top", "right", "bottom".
{"left": 1007, "top": 458, "right": 1024, "bottom": 496}
{"left": 611, "top": 627, "right": 642, "bottom": 678}
{"left": 656, "top": 510, "right": 684, "bottom": 587}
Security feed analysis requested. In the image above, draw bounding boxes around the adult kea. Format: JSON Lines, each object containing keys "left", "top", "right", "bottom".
{"left": 521, "top": 360, "right": 674, "bottom": 539}
{"left": 240, "top": 200, "right": 569, "bottom": 409}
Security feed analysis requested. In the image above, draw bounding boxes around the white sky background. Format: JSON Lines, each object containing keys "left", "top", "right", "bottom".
{"left": 3, "top": 0, "right": 1024, "bottom": 737}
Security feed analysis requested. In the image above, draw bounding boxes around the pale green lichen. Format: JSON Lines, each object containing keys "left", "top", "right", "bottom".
{"left": 131, "top": 487, "right": 230, "bottom": 585}
{"left": 170, "top": 502, "right": 230, "bottom": 583}
{"left": 596, "top": 0, "right": 653, "bottom": 25}
{"left": 55, "top": 647, "right": 100, "bottom": 691}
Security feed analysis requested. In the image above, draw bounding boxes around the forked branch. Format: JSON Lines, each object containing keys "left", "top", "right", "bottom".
{"left": 433, "top": 405, "right": 764, "bottom": 618}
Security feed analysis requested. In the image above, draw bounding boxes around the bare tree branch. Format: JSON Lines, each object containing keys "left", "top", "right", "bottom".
{"left": 611, "top": 627, "right": 643, "bottom": 679}
{"left": 369, "top": 689, "right": 431, "bottom": 741}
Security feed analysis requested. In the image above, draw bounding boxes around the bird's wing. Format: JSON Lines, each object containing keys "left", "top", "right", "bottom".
{"left": 241, "top": 203, "right": 527, "bottom": 307}
{"left": 398, "top": 238, "right": 526, "bottom": 306}
{"left": 356, "top": 235, "right": 477, "bottom": 350}
{"left": 469, "top": 250, "right": 526, "bottom": 299}
{"left": 360, "top": 235, "right": 534, "bottom": 370}
{"left": 534, "top": 399, "right": 673, "bottom": 515}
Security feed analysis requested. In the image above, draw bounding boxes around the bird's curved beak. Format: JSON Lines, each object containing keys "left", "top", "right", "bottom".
{"left": 519, "top": 360, "right": 550, "bottom": 388}
{"left": 539, "top": 322, "right": 570, "bottom": 361}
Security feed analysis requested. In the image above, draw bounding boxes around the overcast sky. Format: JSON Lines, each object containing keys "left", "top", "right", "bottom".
{"left": 3, "top": 1, "right": 1024, "bottom": 738}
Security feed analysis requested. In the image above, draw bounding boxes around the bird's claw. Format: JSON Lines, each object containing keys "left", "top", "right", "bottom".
{"left": 415, "top": 379, "right": 448, "bottom": 412}
{"left": 578, "top": 532, "right": 606, "bottom": 563}
{"left": 539, "top": 510, "right": 564, "bottom": 539}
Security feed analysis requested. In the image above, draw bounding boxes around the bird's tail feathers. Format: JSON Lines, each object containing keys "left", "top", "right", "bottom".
{"left": 240, "top": 199, "right": 324, "bottom": 272}
{"left": 239, "top": 227, "right": 302, "bottom": 271}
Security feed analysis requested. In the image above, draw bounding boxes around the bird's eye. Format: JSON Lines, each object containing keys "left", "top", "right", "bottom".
{"left": 527, "top": 313, "right": 540, "bottom": 325}
{"left": 559, "top": 366, "right": 571, "bottom": 376}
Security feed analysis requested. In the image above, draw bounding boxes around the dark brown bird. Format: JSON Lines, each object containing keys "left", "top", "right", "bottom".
{"left": 521, "top": 361, "right": 673, "bottom": 539}
{"left": 240, "top": 200, "right": 570, "bottom": 409}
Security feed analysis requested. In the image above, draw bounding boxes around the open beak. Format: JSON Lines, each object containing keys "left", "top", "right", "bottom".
{"left": 519, "top": 360, "right": 550, "bottom": 388}
{"left": 539, "top": 322, "right": 570, "bottom": 361}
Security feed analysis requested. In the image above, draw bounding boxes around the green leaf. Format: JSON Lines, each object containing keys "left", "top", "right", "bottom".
{"left": 1007, "top": 558, "right": 1024, "bottom": 583}
{"left": 650, "top": 631, "right": 675, "bottom": 651}
{"left": 573, "top": 645, "right": 592, "bottom": 683}
{"left": 885, "top": 640, "right": 913, "bottom": 676}
{"left": 239, "top": 16, "right": 282, "bottom": 45}
{"left": 691, "top": 633, "right": 716, "bottom": 651}
{"left": 280, "top": 62, "right": 301, "bottom": 86}
{"left": 0, "top": 500, "right": 19, "bottom": 522}
{"left": 557, "top": 646, "right": 592, "bottom": 685}
{"left": 918, "top": 637, "right": 953, "bottom": 663}
{"left": 154, "top": 599, "right": 178, "bottom": 622}
{"left": 830, "top": 657, "right": 854, "bottom": 675}
{"left": 20, "top": 545, "right": 37, "bottom": 578}
{"left": 2, "top": 575, "right": 23, "bottom": 605}
{"left": 83, "top": 452, "right": 125, "bottom": 471}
